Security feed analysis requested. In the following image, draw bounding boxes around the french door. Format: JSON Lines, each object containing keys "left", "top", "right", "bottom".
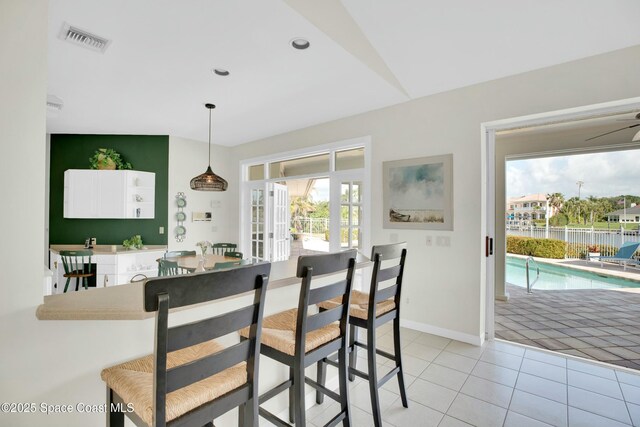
{"left": 246, "top": 182, "right": 290, "bottom": 262}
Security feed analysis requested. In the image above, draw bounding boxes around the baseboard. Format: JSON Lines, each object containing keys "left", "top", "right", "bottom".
{"left": 400, "top": 318, "right": 484, "bottom": 346}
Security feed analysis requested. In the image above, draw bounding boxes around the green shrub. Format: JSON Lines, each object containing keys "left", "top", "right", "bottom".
{"left": 506, "top": 236, "right": 565, "bottom": 259}
{"left": 549, "top": 213, "right": 569, "bottom": 226}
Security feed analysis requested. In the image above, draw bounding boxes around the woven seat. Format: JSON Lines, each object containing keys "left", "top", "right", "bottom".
{"left": 101, "top": 340, "right": 247, "bottom": 426}
{"left": 317, "top": 290, "right": 395, "bottom": 320}
{"left": 240, "top": 308, "right": 340, "bottom": 356}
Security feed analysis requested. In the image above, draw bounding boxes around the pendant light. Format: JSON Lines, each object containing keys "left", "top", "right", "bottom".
{"left": 190, "top": 103, "right": 228, "bottom": 191}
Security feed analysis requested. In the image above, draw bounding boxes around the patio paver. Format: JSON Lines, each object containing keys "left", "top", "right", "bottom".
{"left": 497, "top": 283, "right": 640, "bottom": 370}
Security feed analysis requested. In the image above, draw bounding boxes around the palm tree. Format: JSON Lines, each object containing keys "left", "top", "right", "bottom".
{"left": 290, "top": 196, "right": 314, "bottom": 234}
{"left": 546, "top": 192, "right": 564, "bottom": 217}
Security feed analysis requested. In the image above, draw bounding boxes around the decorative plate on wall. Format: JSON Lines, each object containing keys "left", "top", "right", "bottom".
{"left": 176, "top": 211, "right": 187, "bottom": 221}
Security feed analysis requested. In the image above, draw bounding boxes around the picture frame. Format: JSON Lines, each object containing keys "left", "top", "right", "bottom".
{"left": 383, "top": 154, "right": 453, "bottom": 230}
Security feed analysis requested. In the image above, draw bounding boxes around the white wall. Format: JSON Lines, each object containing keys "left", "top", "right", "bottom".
{"left": 2, "top": 1, "right": 640, "bottom": 424}
{"left": 167, "top": 136, "right": 236, "bottom": 252}
{"left": 230, "top": 44, "right": 640, "bottom": 344}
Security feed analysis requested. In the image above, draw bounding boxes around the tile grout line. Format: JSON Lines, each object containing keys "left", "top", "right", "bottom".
{"left": 615, "top": 370, "right": 636, "bottom": 427}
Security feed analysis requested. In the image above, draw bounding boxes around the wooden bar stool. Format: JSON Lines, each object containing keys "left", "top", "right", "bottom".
{"left": 317, "top": 242, "right": 408, "bottom": 427}
{"left": 240, "top": 250, "right": 357, "bottom": 427}
{"left": 101, "top": 263, "right": 271, "bottom": 427}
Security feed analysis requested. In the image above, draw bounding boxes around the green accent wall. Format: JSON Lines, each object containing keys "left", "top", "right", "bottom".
{"left": 49, "top": 134, "right": 169, "bottom": 245}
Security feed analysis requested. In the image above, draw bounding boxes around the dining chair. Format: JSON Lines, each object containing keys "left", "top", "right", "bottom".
{"left": 317, "top": 242, "right": 408, "bottom": 427}
{"left": 224, "top": 251, "right": 243, "bottom": 259}
{"left": 157, "top": 251, "right": 197, "bottom": 276}
{"left": 157, "top": 259, "right": 191, "bottom": 277}
{"left": 239, "top": 250, "right": 357, "bottom": 427}
{"left": 164, "top": 250, "right": 197, "bottom": 258}
{"left": 211, "top": 243, "right": 237, "bottom": 255}
{"left": 59, "top": 250, "right": 95, "bottom": 292}
{"left": 213, "top": 259, "right": 252, "bottom": 271}
{"left": 101, "top": 263, "right": 271, "bottom": 427}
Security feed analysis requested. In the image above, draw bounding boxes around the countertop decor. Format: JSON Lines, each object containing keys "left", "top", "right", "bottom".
{"left": 122, "top": 235, "right": 144, "bottom": 250}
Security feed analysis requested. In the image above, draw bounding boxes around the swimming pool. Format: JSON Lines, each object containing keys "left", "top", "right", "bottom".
{"left": 506, "top": 256, "right": 640, "bottom": 290}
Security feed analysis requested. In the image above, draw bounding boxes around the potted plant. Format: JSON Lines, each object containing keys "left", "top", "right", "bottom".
{"left": 123, "top": 235, "right": 144, "bottom": 250}
{"left": 587, "top": 244, "right": 600, "bottom": 260}
{"left": 89, "top": 148, "right": 132, "bottom": 170}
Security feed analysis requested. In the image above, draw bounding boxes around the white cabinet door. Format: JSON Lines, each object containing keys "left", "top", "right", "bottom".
{"left": 64, "top": 170, "right": 97, "bottom": 218}
{"left": 97, "top": 171, "right": 126, "bottom": 218}
{"left": 63, "top": 169, "right": 155, "bottom": 219}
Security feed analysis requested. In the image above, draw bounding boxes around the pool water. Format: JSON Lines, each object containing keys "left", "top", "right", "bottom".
{"left": 506, "top": 256, "right": 640, "bottom": 290}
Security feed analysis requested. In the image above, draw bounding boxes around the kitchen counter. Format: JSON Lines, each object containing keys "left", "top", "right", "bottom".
{"left": 50, "top": 244, "right": 168, "bottom": 255}
{"left": 48, "top": 245, "right": 168, "bottom": 293}
{"left": 36, "top": 253, "right": 371, "bottom": 320}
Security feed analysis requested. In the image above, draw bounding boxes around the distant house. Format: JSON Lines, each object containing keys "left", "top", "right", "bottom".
{"left": 506, "top": 193, "right": 557, "bottom": 227}
{"left": 606, "top": 205, "right": 640, "bottom": 223}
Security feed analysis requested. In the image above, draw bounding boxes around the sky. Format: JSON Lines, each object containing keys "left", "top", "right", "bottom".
{"left": 507, "top": 149, "right": 640, "bottom": 199}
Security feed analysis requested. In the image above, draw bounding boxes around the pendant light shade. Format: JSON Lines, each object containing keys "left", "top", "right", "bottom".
{"left": 190, "top": 103, "right": 228, "bottom": 191}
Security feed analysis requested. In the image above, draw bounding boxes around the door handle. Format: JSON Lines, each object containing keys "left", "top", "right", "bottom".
{"left": 486, "top": 236, "right": 494, "bottom": 257}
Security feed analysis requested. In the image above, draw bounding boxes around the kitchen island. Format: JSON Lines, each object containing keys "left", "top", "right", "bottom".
{"left": 49, "top": 244, "right": 167, "bottom": 294}
{"left": 37, "top": 253, "right": 371, "bottom": 320}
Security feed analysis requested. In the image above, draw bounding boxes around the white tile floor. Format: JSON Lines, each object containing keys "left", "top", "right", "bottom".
{"left": 297, "top": 324, "right": 640, "bottom": 427}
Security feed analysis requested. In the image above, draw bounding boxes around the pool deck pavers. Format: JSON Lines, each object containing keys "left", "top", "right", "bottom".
{"left": 497, "top": 263, "right": 640, "bottom": 370}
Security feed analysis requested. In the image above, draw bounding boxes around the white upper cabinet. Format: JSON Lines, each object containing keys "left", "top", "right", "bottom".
{"left": 63, "top": 170, "right": 155, "bottom": 219}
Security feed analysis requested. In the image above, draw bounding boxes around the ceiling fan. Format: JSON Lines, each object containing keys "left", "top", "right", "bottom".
{"left": 586, "top": 112, "right": 640, "bottom": 141}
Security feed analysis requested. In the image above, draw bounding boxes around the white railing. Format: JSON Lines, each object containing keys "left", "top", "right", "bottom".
{"left": 506, "top": 225, "right": 640, "bottom": 258}
{"left": 291, "top": 217, "right": 351, "bottom": 235}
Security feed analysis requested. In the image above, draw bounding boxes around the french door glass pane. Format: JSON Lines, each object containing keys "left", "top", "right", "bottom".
{"left": 340, "top": 227, "right": 349, "bottom": 248}
{"left": 352, "top": 182, "right": 362, "bottom": 203}
{"left": 351, "top": 207, "right": 360, "bottom": 226}
{"left": 341, "top": 184, "right": 349, "bottom": 202}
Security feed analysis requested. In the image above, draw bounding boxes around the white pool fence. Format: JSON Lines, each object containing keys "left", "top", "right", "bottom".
{"left": 506, "top": 225, "right": 640, "bottom": 258}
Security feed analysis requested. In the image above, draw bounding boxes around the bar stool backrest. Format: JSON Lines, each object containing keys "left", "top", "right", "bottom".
{"left": 368, "top": 242, "right": 407, "bottom": 318}
{"left": 143, "top": 263, "right": 271, "bottom": 426}
{"left": 294, "top": 249, "right": 357, "bottom": 358}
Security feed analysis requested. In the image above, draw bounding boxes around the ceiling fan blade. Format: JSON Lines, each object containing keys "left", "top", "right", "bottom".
{"left": 616, "top": 113, "right": 640, "bottom": 121}
{"left": 586, "top": 124, "right": 640, "bottom": 141}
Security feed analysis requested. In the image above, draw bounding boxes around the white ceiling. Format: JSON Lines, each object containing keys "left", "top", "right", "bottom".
{"left": 47, "top": 0, "right": 640, "bottom": 146}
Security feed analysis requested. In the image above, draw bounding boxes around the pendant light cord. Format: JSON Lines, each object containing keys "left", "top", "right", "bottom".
{"left": 208, "top": 107, "right": 212, "bottom": 167}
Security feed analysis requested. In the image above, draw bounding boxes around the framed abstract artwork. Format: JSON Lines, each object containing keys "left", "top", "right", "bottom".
{"left": 383, "top": 154, "right": 453, "bottom": 230}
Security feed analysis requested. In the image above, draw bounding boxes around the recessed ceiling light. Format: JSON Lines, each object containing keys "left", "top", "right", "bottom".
{"left": 213, "top": 68, "right": 230, "bottom": 76}
{"left": 290, "top": 38, "right": 310, "bottom": 50}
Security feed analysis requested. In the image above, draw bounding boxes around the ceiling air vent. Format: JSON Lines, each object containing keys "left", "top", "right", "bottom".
{"left": 47, "top": 95, "right": 64, "bottom": 112}
{"left": 58, "top": 23, "right": 111, "bottom": 53}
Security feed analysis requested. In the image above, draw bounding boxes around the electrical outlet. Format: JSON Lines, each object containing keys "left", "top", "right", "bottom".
{"left": 405, "top": 297, "right": 410, "bottom": 305}
{"left": 211, "top": 226, "right": 218, "bottom": 232}
{"left": 425, "top": 236, "right": 433, "bottom": 246}
{"left": 159, "top": 226, "right": 164, "bottom": 234}
{"left": 436, "top": 236, "right": 451, "bottom": 247}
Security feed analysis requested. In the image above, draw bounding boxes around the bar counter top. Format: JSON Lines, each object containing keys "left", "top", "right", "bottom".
{"left": 36, "top": 254, "right": 371, "bottom": 321}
